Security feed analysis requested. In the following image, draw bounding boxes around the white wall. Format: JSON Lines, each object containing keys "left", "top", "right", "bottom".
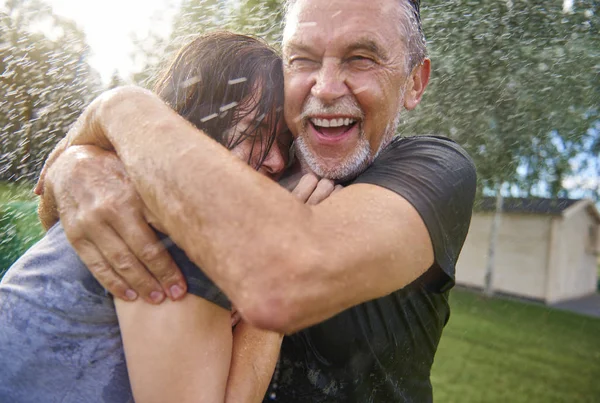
{"left": 456, "top": 213, "right": 552, "bottom": 300}
{"left": 547, "top": 208, "right": 599, "bottom": 303}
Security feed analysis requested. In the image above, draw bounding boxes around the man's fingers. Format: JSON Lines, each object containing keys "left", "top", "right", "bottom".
{"left": 35, "top": 137, "right": 68, "bottom": 195}
{"left": 333, "top": 184, "right": 344, "bottom": 194}
{"left": 70, "top": 238, "right": 136, "bottom": 301}
{"left": 306, "top": 179, "right": 335, "bottom": 205}
{"left": 291, "top": 173, "right": 319, "bottom": 202}
{"left": 84, "top": 223, "right": 166, "bottom": 304}
{"left": 112, "top": 213, "right": 187, "bottom": 301}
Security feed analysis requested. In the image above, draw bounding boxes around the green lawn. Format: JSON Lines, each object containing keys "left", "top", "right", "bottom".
{"left": 432, "top": 289, "right": 600, "bottom": 402}
{"left": 0, "top": 182, "right": 44, "bottom": 276}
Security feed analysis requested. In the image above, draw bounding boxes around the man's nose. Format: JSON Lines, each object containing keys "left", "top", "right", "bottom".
{"left": 311, "top": 58, "right": 349, "bottom": 104}
{"left": 261, "top": 144, "right": 286, "bottom": 178}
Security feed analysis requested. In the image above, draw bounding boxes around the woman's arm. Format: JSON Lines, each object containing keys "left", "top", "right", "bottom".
{"left": 115, "top": 295, "right": 232, "bottom": 403}
{"left": 113, "top": 176, "right": 337, "bottom": 403}
{"left": 225, "top": 323, "right": 283, "bottom": 403}
{"left": 222, "top": 177, "right": 338, "bottom": 402}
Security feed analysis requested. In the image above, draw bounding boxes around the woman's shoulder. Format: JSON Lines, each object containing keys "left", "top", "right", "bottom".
{"left": 0, "top": 221, "right": 117, "bottom": 321}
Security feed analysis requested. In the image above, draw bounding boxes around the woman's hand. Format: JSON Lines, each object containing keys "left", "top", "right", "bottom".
{"left": 288, "top": 173, "right": 343, "bottom": 205}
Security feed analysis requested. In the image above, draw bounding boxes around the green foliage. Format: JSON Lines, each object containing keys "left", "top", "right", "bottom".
{"left": 131, "top": 0, "right": 286, "bottom": 89}
{"left": 170, "top": 0, "right": 285, "bottom": 46}
{"left": 0, "top": 0, "right": 101, "bottom": 183}
{"left": 432, "top": 289, "right": 600, "bottom": 402}
{"left": 405, "top": 0, "right": 599, "bottom": 198}
{"left": 0, "top": 182, "right": 43, "bottom": 278}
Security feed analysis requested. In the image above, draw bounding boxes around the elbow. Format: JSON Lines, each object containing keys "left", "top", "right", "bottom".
{"left": 241, "top": 294, "right": 296, "bottom": 334}
{"left": 235, "top": 222, "right": 326, "bottom": 333}
{"left": 237, "top": 250, "right": 323, "bottom": 334}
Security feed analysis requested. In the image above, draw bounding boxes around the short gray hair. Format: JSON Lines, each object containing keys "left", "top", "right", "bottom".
{"left": 282, "top": 0, "right": 427, "bottom": 72}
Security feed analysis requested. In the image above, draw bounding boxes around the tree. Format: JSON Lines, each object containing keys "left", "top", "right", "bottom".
{"left": 404, "top": 0, "right": 600, "bottom": 294}
{"left": 130, "top": 0, "right": 286, "bottom": 88}
{"left": 0, "top": 0, "right": 101, "bottom": 183}
{"left": 405, "top": 0, "right": 599, "bottom": 199}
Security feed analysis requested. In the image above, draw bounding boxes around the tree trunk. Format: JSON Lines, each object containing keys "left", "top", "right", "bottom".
{"left": 484, "top": 184, "right": 504, "bottom": 297}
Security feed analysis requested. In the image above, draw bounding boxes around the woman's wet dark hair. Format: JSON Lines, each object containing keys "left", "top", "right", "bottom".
{"left": 153, "top": 31, "right": 285, "bottom": 168}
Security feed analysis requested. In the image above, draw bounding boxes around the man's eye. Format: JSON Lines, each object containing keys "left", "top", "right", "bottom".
{"left": 347, "top": 56, "right": 376, "bottom": 69}
{"left": 289, "top": 58, "right": 319, "bottom": 69}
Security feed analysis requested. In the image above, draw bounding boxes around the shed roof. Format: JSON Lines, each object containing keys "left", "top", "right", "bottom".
{"left": 478, "top": 197, "right": 580, "bottom": 215}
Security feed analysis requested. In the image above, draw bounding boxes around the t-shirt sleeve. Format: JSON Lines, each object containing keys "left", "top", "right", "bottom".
{"left": 155, "top": 231, "right": 231, "bottom": 310}
{"left": 350, "top": 135, "right": 477, "bottom": 292}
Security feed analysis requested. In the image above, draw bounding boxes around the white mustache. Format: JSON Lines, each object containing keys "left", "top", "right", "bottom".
{"left": 300, "top": 96, "right": 364, "bottom": 121}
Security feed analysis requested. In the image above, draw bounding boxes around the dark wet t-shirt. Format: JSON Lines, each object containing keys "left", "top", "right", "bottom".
{"left": 168, "top": 135, "right": 476, "bottom": 402}
{"left": 262, "top": 135, "right": 477, "bottom": 402}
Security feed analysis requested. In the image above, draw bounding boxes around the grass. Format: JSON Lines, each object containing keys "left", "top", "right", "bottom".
{"left": 432, "top": 289, "right": 600, "bottom": 402}
{"left": 0, "top": 181, "right": 35, "bottom": 204}
{"left": 0, "top": 182, "right": 44, "bottom": 277}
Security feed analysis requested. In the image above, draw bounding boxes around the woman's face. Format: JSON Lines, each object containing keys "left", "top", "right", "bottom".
{"left": 229, "top": 104, "right": 292, "bottom": 180}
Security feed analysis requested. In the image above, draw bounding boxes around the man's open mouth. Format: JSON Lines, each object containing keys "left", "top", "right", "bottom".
{"left": 309, "top": 117, "right": 358, "bottom": 137}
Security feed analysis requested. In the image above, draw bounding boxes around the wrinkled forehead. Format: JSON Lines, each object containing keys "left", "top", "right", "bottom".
{"left": 283, "top": 0, "right": 410, "bottom": 55}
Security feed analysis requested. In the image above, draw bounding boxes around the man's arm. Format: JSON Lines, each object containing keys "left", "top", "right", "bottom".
{"left": 41, "top": 145, "right": 184, "bottom": 303}
{"left": 66, "top": 87, "right": 462, "bottom": 333}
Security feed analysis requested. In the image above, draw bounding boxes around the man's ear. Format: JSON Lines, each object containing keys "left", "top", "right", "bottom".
{"left": 403, "top": 58, "right": 431, "bottom": 111}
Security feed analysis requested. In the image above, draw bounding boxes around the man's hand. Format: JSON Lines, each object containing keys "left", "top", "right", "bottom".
{"left": 43, "top": 145, "right": 186, "bottom": 304}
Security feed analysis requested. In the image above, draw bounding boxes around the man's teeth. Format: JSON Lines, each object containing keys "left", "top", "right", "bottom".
{"left": 311, "top": 118, "right": 356, "bottom": 128}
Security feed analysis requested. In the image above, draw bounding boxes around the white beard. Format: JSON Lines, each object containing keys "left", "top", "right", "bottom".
{"left": 294, "top": 107, "right": 402, "bottom": 182}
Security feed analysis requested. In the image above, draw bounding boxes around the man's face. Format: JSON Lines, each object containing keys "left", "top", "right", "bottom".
{"left": 282, "top": 0, "right": 420, "bottom": 181}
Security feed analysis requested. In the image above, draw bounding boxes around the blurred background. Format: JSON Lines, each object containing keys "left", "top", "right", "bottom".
{"left": 0, "top": 0, "right": 599, "bottom": 401}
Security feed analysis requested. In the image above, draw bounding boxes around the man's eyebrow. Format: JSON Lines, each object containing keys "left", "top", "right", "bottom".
{"left": 283, "top": 42, "right": 317, "bottom": 57}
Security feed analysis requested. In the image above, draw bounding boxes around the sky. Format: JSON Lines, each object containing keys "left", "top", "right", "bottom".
{"left": 41, "top": 0, "right": 179, "bottom": 83}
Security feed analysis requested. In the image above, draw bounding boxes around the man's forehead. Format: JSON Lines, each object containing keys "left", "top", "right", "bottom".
{"left": 289, "top": 0, "right": 399, "bottom": 19}
{"left": 283, "top": 0, "right": 404, "bottom": 43}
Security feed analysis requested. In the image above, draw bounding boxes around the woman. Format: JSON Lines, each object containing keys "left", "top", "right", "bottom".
{"left": 0, "top": 32, "right": 333, "bottom": 403}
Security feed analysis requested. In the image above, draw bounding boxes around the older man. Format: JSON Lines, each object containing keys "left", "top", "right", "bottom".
{"left": 39, "top": 0, "right": 476, "bottom": 401}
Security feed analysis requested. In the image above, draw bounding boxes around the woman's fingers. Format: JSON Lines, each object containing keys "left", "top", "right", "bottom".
{"left": 306, "top": 179, "right": 335, "bottom": 205}
{"left": 291, "top": 174, "right": 342, "bottom": 205}
{"left": 291, "top": 173, "right": 319, "bottom": 203}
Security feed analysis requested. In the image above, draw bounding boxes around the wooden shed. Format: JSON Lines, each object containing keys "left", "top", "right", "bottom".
{"left": 456, "top": 198, "right": 600, "bottom": 304}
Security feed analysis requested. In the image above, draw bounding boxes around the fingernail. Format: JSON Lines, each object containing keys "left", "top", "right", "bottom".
{"left": 125, "top": 289, "right": 138, "bottom": 301}
{"left": 170, "top": 285, "right": 184, "bottom": 300}
{"left": 150, "top": 291, "right": 164, "bottom": 303}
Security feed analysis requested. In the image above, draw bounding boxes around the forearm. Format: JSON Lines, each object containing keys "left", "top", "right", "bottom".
{"left": 76, "top": 87, "right": 434, "bottom": 333}
{"left": 225, "top": 324, "right": 283, "bottom": 403}
{"left": 89, "top": 88, "right": 317, "bottom": 321}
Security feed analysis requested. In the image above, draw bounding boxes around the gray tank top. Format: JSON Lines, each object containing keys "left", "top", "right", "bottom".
{"left": 0, "top": 223, "right": 133, "bottom": 403}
